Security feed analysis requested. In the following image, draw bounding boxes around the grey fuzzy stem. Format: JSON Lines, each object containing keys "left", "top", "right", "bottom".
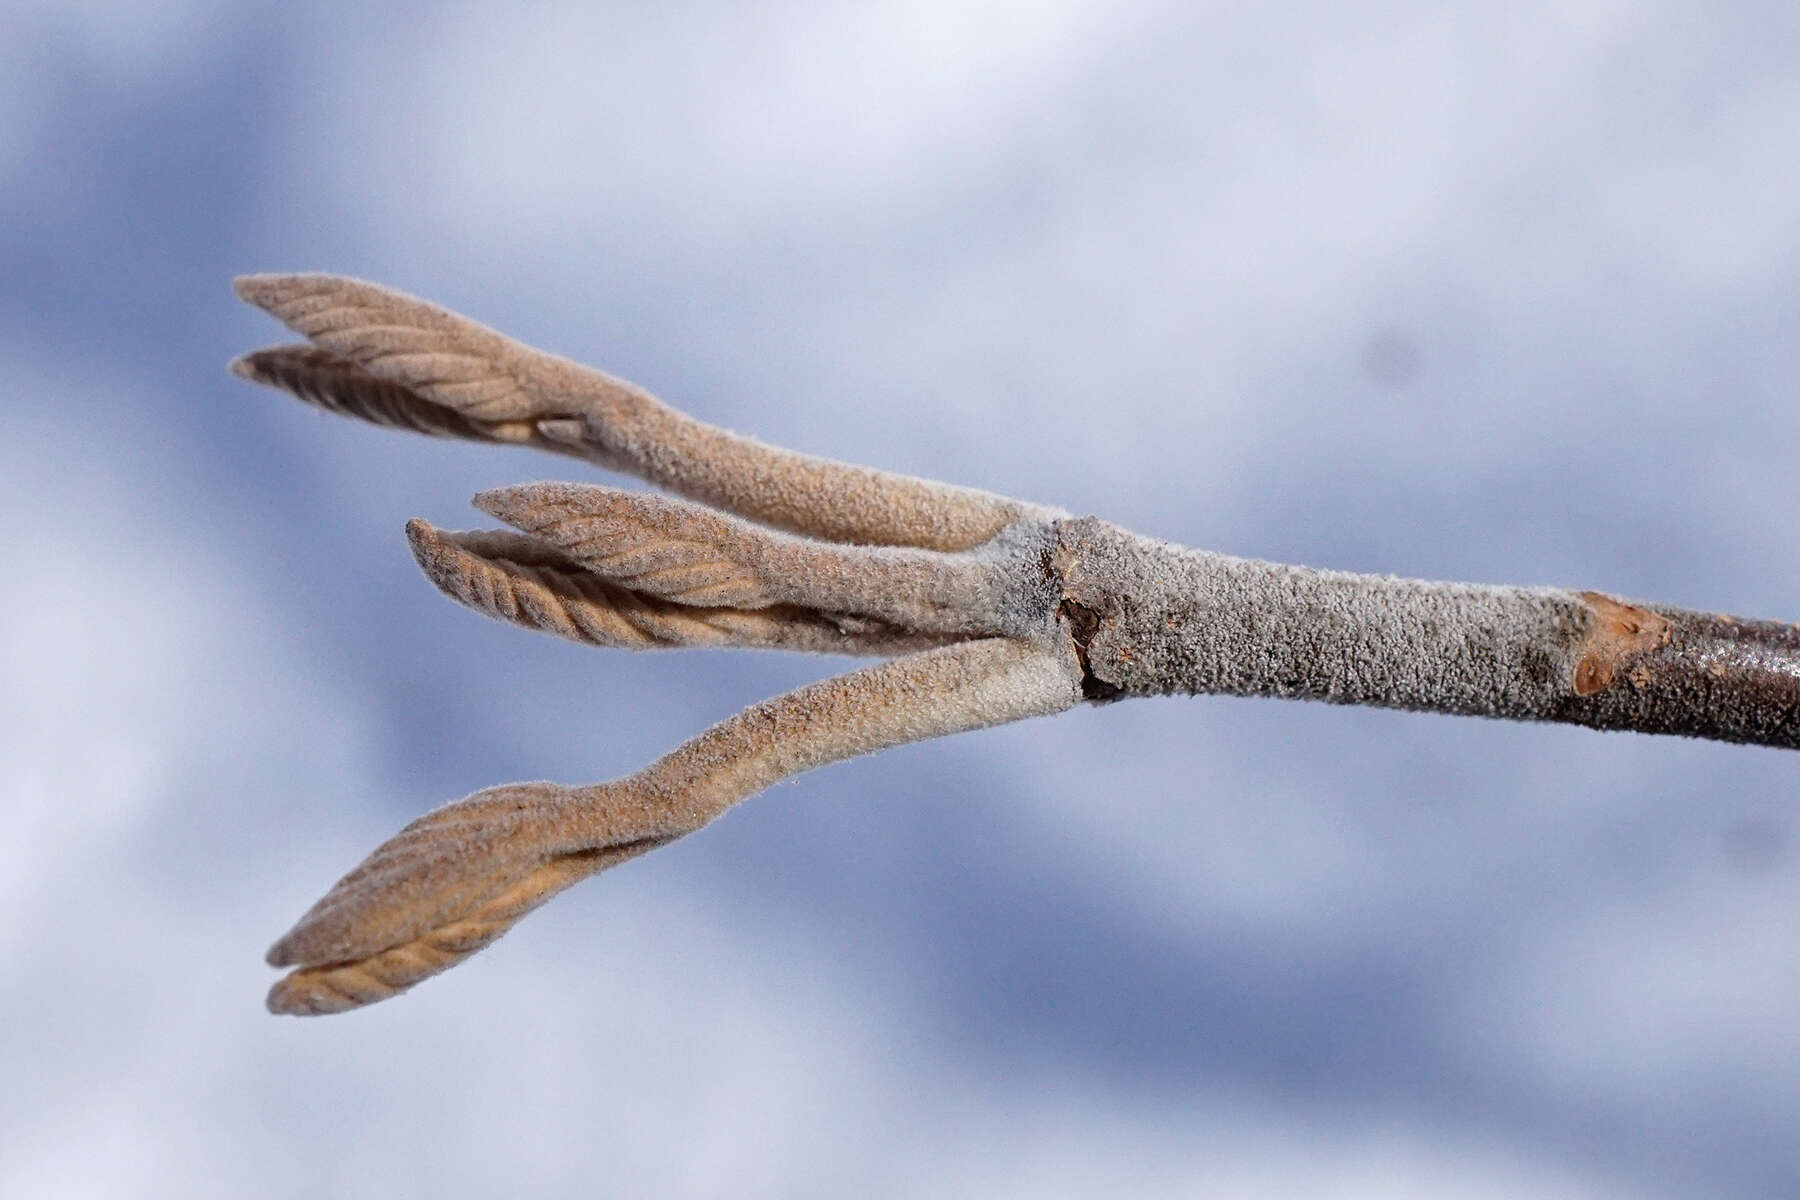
{"left": 1054, "top": 518, "right": 1800, "bottom": 749}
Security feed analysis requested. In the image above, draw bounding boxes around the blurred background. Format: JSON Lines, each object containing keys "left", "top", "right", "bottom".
{"left": 5, "top": 2, "right": 1799, "bottom": 1196}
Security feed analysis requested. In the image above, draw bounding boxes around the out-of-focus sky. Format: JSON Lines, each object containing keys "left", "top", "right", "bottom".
{"left": 5, "top": 2, "right": 1799, "bottom": 1195}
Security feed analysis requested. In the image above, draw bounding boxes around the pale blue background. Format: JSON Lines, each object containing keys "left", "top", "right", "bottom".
{"left": 5, "top": 3, "right": 1799, "bottom": 1196}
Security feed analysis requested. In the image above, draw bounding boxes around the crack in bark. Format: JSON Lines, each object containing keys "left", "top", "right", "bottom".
{"left": 1057, "top": 597, "right": 1124, "bottom": 702}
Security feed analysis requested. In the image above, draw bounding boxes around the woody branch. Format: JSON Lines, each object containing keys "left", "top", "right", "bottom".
{"left": 231, "top": 273, "right": 1800, "bottom": 1015}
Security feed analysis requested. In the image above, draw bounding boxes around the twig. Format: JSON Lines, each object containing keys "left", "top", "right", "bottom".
{"left": 231, "top": 273, "right": 1800, "bottom": 1015}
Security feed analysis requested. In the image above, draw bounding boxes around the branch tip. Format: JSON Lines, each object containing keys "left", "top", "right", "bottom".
{"left": 235, "top": 269, "right": 1800, "bottom": 1018}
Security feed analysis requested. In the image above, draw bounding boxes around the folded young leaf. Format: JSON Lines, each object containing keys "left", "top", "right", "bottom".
{"left": 264, "top": 638, "right": 1082, "bottom": 1014}
{"left": 267, "top": 839, "right": 671, "bottom": 1015}
{"left": 233, "top": 272, "right": 1034, "bottom": 549}
{"left": 474, "top": 482, "right": 780, "bottom": 609}
{"left": 473, "top": 481, "right": 1037, "bottom": 635}
{"left": 230, "top": 344, "right": 576, "bottom": 449}
{"left": 404, "top": 519, "right": 946, "bottom": 656}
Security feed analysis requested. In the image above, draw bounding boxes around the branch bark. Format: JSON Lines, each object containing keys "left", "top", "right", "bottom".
{"left": 230, "top": 273, "right": 1800, "bottom": 1014}
{"left": 1054, "top": 517, "right": 1800, "bottom": 748}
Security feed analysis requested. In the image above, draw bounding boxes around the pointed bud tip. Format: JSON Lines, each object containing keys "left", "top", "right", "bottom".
{"left": 405, "top": 520, "right": 466, "bottom": 583}
{"left": 535, "top": 417, "right": 587, "bottom": 446}
{"left": 265, "top": 937, "right": 296, "bottom": 968}
{"left": 471, "top": 486, "right": 529, "bottom": 521}
{"left": 233, "top": 272, "right": 346, "bottom": 310}
{"left": 404, "top": 517, "right": 439, "bottom": 554}
{"left": 232, "top": 274, "right": 283, "bottom": 305}
{"left": 265, "top": 975, "right": 321, "bottom": 1016}
{"left": 473, "top": 481, "right": 595, "bottom": 522}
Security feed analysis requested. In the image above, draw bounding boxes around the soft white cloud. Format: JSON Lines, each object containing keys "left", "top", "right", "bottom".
{"left": 290, "top": 0, "right": 1152, "bottom": 259}
{"left": 1, "top": 0, "right": 245, "bottom": 185}
{"left": 1457, "top": 863, "right": 1800, "bottom": 1117}
{"left": 280, "top": 1, "right": 1800, "bottom": 536}
{"left": 0, "top": 359, "right": 379, "bottom": 1192}
{"left": 0, "top": 369, "right": 371, "bottom": 936}
{"left": 899, "top": 1097, "right": 1650, "bottom": 1199}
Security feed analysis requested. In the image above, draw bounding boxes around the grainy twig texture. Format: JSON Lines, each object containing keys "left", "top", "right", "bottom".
{"left": 232, "top": 272, "right": 1800, "bottom": 1015}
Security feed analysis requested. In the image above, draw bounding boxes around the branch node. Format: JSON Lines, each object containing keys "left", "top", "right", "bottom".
{"left": 1573, "top": 591, "right": 1673, "bottom": 697}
